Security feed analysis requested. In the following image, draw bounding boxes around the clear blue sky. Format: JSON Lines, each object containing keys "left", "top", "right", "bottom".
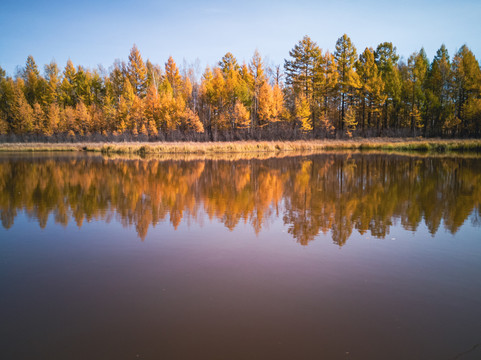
{"left": 1, "top": 0, "right": 480, "bottom": 76}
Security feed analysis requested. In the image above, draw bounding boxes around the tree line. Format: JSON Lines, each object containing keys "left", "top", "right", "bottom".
{"left": 1, "top": 34, "right": 480, "bottom": 141}
{"left": 1, "top": 154, "right": 479, "bottom": 243}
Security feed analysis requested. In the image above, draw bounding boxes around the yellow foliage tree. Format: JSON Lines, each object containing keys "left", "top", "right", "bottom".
{"left": 257, "top": 82, "right": 273, "bottom": 126}
{"left": 75, "top": 101, "right": 91, "bottom": 135}
{"left": 180, "top": 108, "right": 204, "bottom": 133}
{"left": 139, "top": 123, "right": 148, "bottom": 136}
{"left": 233, "top": 101, "right": 250, "bottom": 129}
{"left": 148, "top": 119, "right": 158, "bottom": 136}
{"left": 11, "top": 81, "right": 33, "bottom": 134}
{"left": 295, "top": 95, "right": 312, "bottom": 132}
{"left": 318, "top": 113, "right": 335, "bottom": 136}
{"left": 343, "top": 107, "right": 358, "bottom": 137}
{"left": 116, "top": 79, "right": 135, "bottom": 133}
{"left": 61, "top": 107, "right": 76, "bottom": 134}
{"left": 144, "top": 84, "right": 160, "bottom": 131}
{"left": 131, "top": 95, "right": 145, "bottom": 134}
{"left": 272, "top": 84, "right": 285, "bottom": 122}
{"left": 0, "top": 112, "right": 8, "bottom": 134}
{"left": 32, "top": 103, "right": 45, "bottom": 134}
{"left": 45, "top": 103, "right": 60, "bottom": 135}
{"left": 165, "top": 56, "right": 182, "bottom": 96}
{"left": 127, "top": 44, "right": 147, "bottom": 96}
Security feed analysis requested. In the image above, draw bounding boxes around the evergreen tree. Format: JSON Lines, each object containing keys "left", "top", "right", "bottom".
{"left": 219, "top": 53, "right": 240, "bottom": 75}
{"left": 405, "top": 49, "right": 429, "bottom": 135}
{"left": 75, "top": 66, "right": 92, "bottom": 105}
{"left": 284, "top": 35, "right": 322, "bottom": 100}
{"left": 426, "top": 45, "right": 453, "bottom": 136}
{"left": 356, "top": 47, "right": 385, "bottom": 134}
{"left": 90, "top": 70, "right": 104, "bottom": 106}
{"left": 110, "top": 60, "right": 126, "bottom": 103}
{"left": 284, "top": 36, "right": 323, "bottom": 131}
{"left": 0, "top": 69, "right": 8, "bottom": 134}
{"left": 22, "top": 55, "right": 41, "bottom": 105}
{"left": 452, "top": 45, "right": 481, "bottom": 136}
{"left": 334, "top": 34, "right": 358, "bottom": 132}
{"left": 319, "top": 52, "right": 338, "bottom": 115}
{"left": 59, "top": 60, "right": 77, "bottom": 107}
{"left": 375, "top": 42, "right": 401, "bottom": 131}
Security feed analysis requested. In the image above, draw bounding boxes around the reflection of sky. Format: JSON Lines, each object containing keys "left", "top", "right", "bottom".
{"left": 1, "top": 0, "right": 480, "bottom": 75}
{"left": 2, "top": 196, "right": 481, "bottom": 358}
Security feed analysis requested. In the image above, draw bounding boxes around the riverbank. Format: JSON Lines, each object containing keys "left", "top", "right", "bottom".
{"left": 0, "top": 139, "right": 480, "bottom": 154}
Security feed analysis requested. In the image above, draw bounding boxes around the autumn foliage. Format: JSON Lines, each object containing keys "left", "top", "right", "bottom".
{"left": 1, "top": 36, "right": 481, "bottom": 140}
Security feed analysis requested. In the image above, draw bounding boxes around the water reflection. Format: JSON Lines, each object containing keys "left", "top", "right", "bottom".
{"left": 1, "top": 153, "right": 480, "bottom": 244}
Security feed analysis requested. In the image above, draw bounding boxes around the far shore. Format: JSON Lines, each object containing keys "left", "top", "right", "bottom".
{"left": 0, "top": 138, "right": 480, "bottom": 155}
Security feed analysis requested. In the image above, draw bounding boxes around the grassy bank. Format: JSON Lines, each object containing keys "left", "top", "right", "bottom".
{"left": 0, "top": 139, "right": 480, "bottom": 155}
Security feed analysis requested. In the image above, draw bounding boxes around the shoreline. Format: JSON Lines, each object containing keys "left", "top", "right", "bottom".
{"left": 0, "top": 139, "right": 480, "bottom": 155}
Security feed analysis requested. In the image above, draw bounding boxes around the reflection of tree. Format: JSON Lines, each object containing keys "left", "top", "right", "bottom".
{"left": 0, "top": 154, "right": 480, "bottom": 244}
{"left": 279, "top": 155, "right": 481, "bottom": 245}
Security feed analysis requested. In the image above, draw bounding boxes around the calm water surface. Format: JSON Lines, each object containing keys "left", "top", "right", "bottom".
{"left": 1, "top": 153, "right": 480, "bottom": 360}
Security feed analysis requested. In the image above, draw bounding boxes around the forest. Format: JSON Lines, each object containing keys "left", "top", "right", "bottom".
{"left": 0, "top": 34, "right": 480, "bottom": 141}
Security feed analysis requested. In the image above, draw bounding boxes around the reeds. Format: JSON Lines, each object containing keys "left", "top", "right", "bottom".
{"left": 0, "top": 139, "right": 480, "bottom": 154}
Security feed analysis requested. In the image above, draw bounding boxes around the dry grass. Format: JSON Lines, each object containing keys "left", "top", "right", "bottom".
{"left": 0, "top": 138, "right": 480, "bottom": 155}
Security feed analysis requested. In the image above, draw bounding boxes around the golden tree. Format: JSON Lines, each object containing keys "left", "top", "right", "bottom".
{"left": 127, "top": 44, "right": 147, "bottom": 97}
{"left": 257, "top": 82, "right": 274, "bottom": 126}
{"left": 295, "top": 95, "right": 312, "bottom": 132}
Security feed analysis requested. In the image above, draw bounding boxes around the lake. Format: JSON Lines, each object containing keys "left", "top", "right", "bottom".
{"left": 1, "top": 152, "right": 480, "bottom": 359}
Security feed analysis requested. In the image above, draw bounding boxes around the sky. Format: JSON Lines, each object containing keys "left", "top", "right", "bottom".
{"left": 1, "top": 0, "right": 480, "bottom": 76}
